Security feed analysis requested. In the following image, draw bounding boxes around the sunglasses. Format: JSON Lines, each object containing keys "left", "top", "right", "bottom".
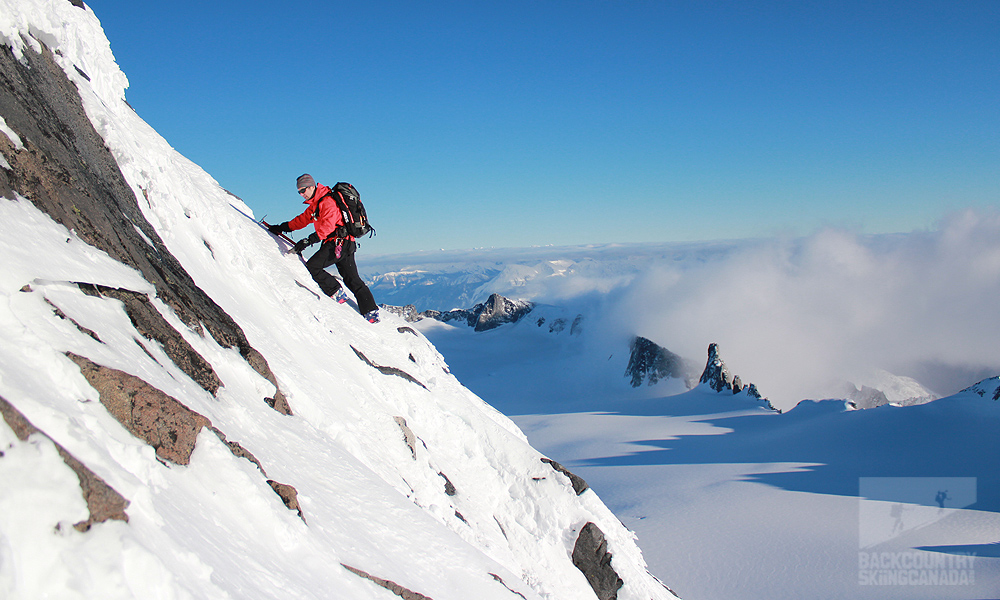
{"left": 298, "top": 187, "right": 310, "bottom": 195}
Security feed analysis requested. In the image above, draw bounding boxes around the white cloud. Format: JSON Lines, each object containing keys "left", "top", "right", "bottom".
{"left": 614, "top": 209, "right": 1000, "bottom": 409}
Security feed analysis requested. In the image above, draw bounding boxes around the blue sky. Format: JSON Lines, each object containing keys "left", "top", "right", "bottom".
{"left": 88, "top": 0, "right": 998, "bottom": 255}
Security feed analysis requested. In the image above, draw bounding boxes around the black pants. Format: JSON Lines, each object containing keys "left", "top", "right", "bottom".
{"left": 305, "top": 238, "right": 377, "bottom": 315}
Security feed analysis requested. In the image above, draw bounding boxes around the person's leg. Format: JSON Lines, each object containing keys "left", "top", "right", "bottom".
{"left": 305, "top": 241, "right": 343, "bottom": 297}
{"left": 335, "top": 247, "right": 377, "bottom": 315}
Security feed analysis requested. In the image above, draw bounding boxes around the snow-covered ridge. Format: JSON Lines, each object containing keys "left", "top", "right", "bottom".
{"left": 0, "top": 1, "right": 676, "bottom": 598}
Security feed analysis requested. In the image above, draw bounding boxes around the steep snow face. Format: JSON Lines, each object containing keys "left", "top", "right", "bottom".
{"left": 0, "top": 2, "right": 676, "bottom": 599}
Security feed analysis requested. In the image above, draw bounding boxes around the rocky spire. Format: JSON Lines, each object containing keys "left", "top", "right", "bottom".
{"left": 699, "top": 344, "right": 778, "bottom": 411}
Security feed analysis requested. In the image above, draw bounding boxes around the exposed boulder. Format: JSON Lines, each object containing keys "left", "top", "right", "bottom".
{"left": 541, "top": 457, "right": 589, "bottom": 495}
{"left": 572, "top": 522, "right": 624, "bottom": 600}
{"left": 267, "top": 480, "right": 304, "bottom": 521}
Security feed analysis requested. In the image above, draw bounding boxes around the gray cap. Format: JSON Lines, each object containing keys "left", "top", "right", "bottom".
{"left": 296, "top": 174, "right": 315, "bottom": 190}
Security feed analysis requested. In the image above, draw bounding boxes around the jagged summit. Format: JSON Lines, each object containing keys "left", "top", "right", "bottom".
{"left": 962, "top": 375, "right": 1000, "bottom": 401}
{"left": 699, "top": 343, "right": 777, "bottom": 411}
{"left": 383, "top": 293, "right": 585, "bottom": 335}
{"left": 624, "top": 336, "right": 695, "bottom": 388}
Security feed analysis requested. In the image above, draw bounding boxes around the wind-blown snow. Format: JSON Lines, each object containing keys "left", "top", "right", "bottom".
{"left": 0, "top": 2, "right": 674, "bottom": 599}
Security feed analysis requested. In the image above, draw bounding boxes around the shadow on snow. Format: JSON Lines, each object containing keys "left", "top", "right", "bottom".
{"left": 577, "top": 395, "right": 1000, "bottom": 515}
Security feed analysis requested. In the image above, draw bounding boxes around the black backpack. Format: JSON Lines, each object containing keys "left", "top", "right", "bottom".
{"left": 318, "top": 182, "right": 375, "bottom": 239}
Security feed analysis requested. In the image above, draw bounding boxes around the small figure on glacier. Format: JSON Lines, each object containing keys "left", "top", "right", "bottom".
{"left": 268, "top": 174, "right": 380, "bottom": 323}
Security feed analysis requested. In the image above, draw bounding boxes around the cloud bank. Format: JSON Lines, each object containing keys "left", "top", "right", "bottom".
{"left": 613, "top": 209, "right": 1000, "bottom": 409}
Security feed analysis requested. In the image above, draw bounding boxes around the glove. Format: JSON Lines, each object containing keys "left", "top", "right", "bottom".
{"left": 268, "top": 222, "right": 290, "bottom": 235}
{"left": 292, "top": 232, "right": 319, "bottom": 255}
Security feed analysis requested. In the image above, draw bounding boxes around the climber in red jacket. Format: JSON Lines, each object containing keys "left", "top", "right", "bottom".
{"left": 268, "top": 174, "right": 379, "bottom": 323}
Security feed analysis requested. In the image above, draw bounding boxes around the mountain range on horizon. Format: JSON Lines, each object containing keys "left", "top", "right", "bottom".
{"left": 382, "top": 291, "right": 954, "bottom": 412}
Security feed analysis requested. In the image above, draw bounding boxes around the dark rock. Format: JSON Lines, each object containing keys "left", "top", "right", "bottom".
{"left": 267, "top": 480, "right": 305, "bottom": 521}
{"left": 489, "top": 573, "right": 528, "bottom": 599}
{"left": 843, "top": 384, "right": 890, "bottom": 409}
{"left": 541, "top": 457, "right": 589, "bottom": 495}
{"left": 76, "top": 284, "right": 223, "bottom": 396}
{"left": 381, "top": 304, "right": 421, "bottom": 322}
{"left": 572, "top": 522, "right": 624, "bottom": 600}
{"left": 0, "top": 39, "right": 289, "bottom": 415}
{"left": 209, "top": 427, "right": 266, "bottom": 476}
{"left": 341, "top": 564, "right": 433, "bottom": 600}
{"left": 398, "top": 293, "right": 535, "bottom": 332}
{"left": 65, "top": 352, "right": 210, "bottom": 465}
{"left": 960, "top": 376, "right": 1000, "bottom": 401}
{"left": 698, "top": 344, "right": 778, "bottom": 411}
{"left": 352, "top": 346, "right": 427, "bottom": 390}
{"left": 0, "top": 395, "right": 129, "bottom": 532}
{"left": 438, "top": 472, "right": 457, "bottom": 496}
{"left": 42, "top": 295, "right": 102, "bottom": 343}
{"left": 625, "top": 336, "right": 691, "bottom": 388}
{"left": 473, "top": 293, "right": 533, "bottom": 332}
{"left": 699, "top": 343, "right": 734, "bottom": 392}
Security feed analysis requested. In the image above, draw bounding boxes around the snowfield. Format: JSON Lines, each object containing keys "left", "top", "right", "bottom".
{"left": 413, "top": 312, "right": 1000, "bottom": 600}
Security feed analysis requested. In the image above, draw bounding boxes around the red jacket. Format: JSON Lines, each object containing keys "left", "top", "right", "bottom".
{"left": 287, "top": 184, "right": 349, "bottom": 241}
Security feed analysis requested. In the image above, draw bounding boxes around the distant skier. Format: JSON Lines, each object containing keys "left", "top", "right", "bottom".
{"left": 268, "top": 174, "right": 380, "bottom": 323}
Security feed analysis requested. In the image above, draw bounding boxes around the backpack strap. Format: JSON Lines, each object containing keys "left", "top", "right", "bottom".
{"left": 313, "top": 189, "right": 353, "bottom": 241}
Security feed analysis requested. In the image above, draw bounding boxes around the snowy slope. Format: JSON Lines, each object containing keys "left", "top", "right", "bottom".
{"left": 0, "top": 2, "right": 675, "bottom": 598}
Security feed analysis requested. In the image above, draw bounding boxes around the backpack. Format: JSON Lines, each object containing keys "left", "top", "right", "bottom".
{"left": 318, "top": 182, "right": 375, "bottom": 239}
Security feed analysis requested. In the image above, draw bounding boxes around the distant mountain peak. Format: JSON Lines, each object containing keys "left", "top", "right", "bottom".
{"left": 624, "top": 336, "right": 694, "bottom": 388}
{"left": 962, "top": 375, "right": 1000, "bottom": 401}
{"left": 698, "top": 343, "right": 778, "bottom": 411}
{"left": 383, "top": 292, "right": 561, "bottom": 333}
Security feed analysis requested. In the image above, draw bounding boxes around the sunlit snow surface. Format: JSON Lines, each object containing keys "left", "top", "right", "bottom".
{"left": 415, "top": 316, "right": 1000, "bottom": 600}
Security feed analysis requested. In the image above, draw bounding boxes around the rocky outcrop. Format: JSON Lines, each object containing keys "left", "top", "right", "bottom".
{"left": 541, "top": 457, "right": 589, "bottom": 495}
{"left": 700, "top": 343, "right": 736, "bottom": 393}
{"left": 341, "top": 564, "right": 433, "bottom": 600}
{"left": 384, "top": 293, "right": 535, "bottom": 332}
{"left": 66, "top": 352, "right": 211, "bottom": 465}
{"left": 76, "top": 283, "right": 223, "bottom": 396}
{"left": 352, "top": 346, "right": 427, "bottom": 390}
{"left": 961, "top": 375, "right": 1000, "bottom": 401}
{"left": 572, "top": 522, "right": 624, "bottom": 600}
{"left": 0, "top": 36, "right": 288, "bottom": 415}
{"left": 473, "top": 293, "right": 534, "bottom": 332}
{"left": 267, "top": 480, "right": 304, "bottom": 521}
{"left": 0, "top": 394, "right": 130, "bottom": 532}
{"left": 625, "top": 336, "right": 693, "bottom": 388}
{"left": 699, "top": 343, "right": 778, "bottom": 411}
